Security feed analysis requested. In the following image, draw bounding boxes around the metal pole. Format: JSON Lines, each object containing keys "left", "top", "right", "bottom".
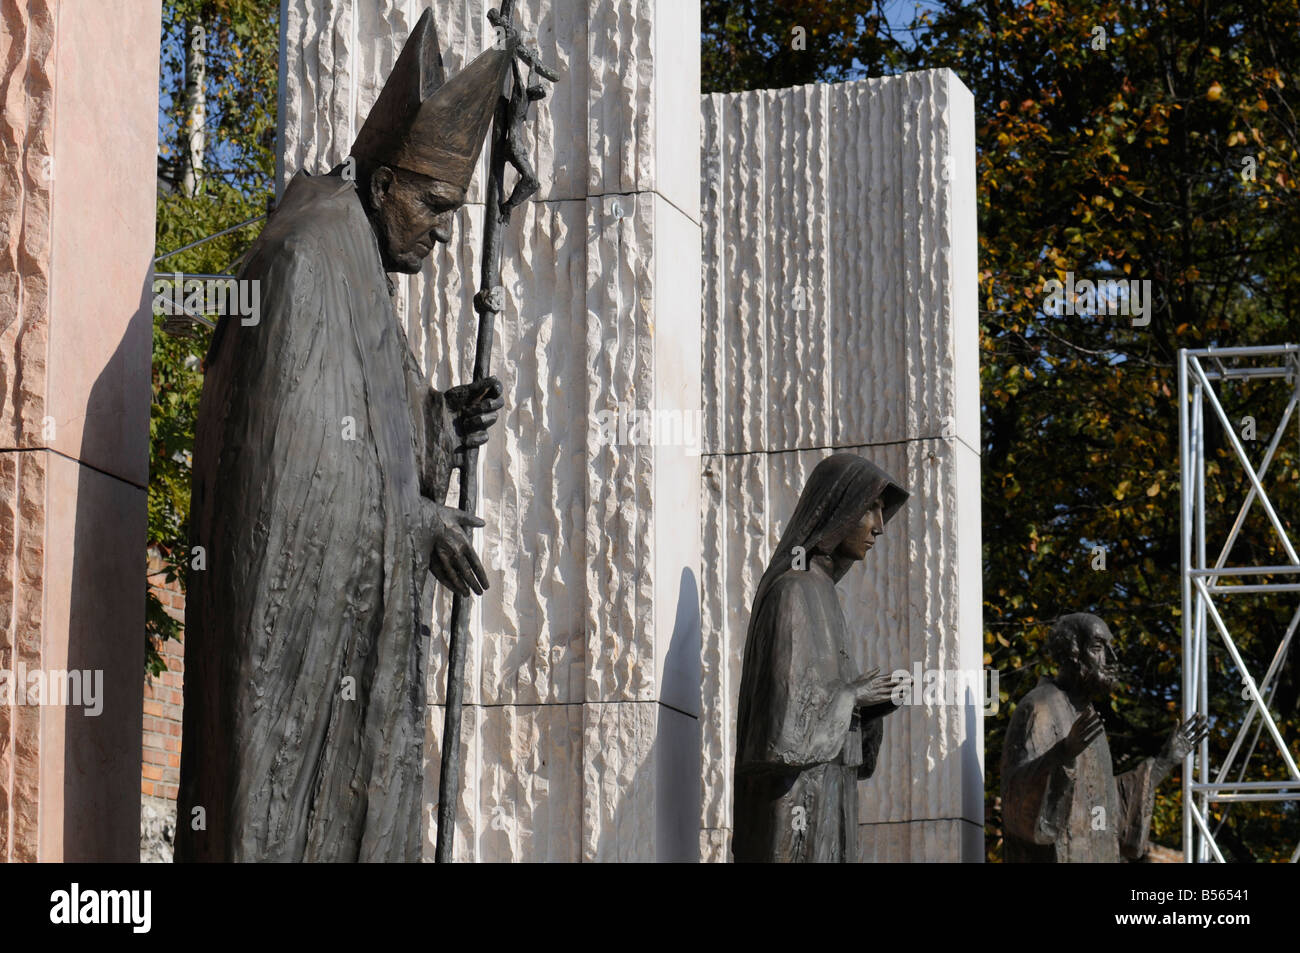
{"left": 1192, "top": 565, "right": 1300, "bottom": 576}
{"left": 1185, "top": 344, "right": 1300, "bottom": 359}
{"left": 1193, "top": 377, "right": 1211, "bottom": 862}
{"left": 1190, "top": 357, "right": 1300, "bottom": 564}
{"left": 1196, "top": 780, "right": 1300, "bottom": 791}
{"left": 1178, "top": 349, "right": 1193, "bottom": 861}
{"left": 1216, "top": 603, "right": 1300, "bottom": 786}
{"left": 153, "top": 214, "right": 266, "bottom": 263}
{"left": 1207, "top": 582, "right": 1300, "bottom": 593}
{"left": 1207, "top": 393, "right": 1298, "bottom": 576}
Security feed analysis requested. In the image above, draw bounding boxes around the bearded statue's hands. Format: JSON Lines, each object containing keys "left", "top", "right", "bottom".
{"left": 1055, "top": 707, "right": 1105, "bottom": 766}
{"left": 443, "top": 376, "right": 504, "bottom": 466}
{"left": 1159, "top": 714, "right": 1209, "bottom": 769}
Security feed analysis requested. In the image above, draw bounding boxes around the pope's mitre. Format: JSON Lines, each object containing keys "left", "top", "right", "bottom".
{"left": 350, "top": 7, "right": 514, "bottom": 191}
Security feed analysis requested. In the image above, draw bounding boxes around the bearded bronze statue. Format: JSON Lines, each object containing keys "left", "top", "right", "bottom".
{"left": 1001, "top": 613, "right": 1208, "bottom": 862}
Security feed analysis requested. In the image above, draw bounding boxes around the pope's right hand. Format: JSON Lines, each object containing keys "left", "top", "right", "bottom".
{"left": 429, "top": 505, "right": 490, "bottom": 597}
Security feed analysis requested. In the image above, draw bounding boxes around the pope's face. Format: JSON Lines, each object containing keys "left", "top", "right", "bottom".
{"left": 369, "top": 165, "right": 466, "bottom": 273}
{"left": 835, "top": 498, "right": 884, "bottom": 562}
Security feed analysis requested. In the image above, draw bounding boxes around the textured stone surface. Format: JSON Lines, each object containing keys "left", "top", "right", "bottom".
{"left": 425, "top": 702, "right": 583, "bottom": 862}
{"left": 140, "top": 793, "right": 176, "bottom": 863}
{"left": 860, "top": 818, "right": 983, "bottom": 862}
{"left": 419, "top": 198, "right": 590, "bottom": 709}
{"left": 577, "top": 700, "right": 698, "bottom": 862}
{"left": 0, "top": 451, "right": 45, "bottom": 862}
{"left": 1, "top": 0, "right": 57, "bottom": 863}
{"left": 582, "top": 191, "right": 654, "bottom": 703}
{"left": 280, "top": 0, "right": 702, "bottom": 860}
{"left": 581, "top": 701, "right": 656, "bottom": 861}
{"left": 699, "top": 71, "right": 983, "bottom": 861}
{"left": 699, "top": 826, "right": 729, "bottom": 864}
{"left": 0, "top": 0, "right": 55, "bottom": 450}
{"left": 0, "top": 0, "right": 156, "bottom": 862}
{"left": 276, "top": 0, "right": 671, "bottom": 205}
{"left": 703, "top": 73, "right": 979, "bottom": 458}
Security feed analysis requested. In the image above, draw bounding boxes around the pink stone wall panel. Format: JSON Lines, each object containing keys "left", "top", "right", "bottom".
{"left": 0, "top": 0, "right": 56, "bottom": 448}
{"left": 0, "top": 0, "right": 58, "bottom": 865}
{"left": 0, "top": 0, "right": 158, "bottom": 861}
{"left": 41, "top": 452, "right": 146, "bottom": 861}
{"left": 47, "top": 0, "right": 157, "bottom": 486}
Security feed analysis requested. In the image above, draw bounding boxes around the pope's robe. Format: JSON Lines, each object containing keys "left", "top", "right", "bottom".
{"left": 175, "top": 170, "right": 459, "bottom": 862}
{"left": 732, "top": 565, "right": 887, "bottom": 863}
{"left": 1001, "top": 677, "right": 1161, "bottom": 863}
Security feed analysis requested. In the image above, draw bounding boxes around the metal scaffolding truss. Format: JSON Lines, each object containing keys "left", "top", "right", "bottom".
{"left": 1179, "top": 344, "right": 1300, "bottom": 863}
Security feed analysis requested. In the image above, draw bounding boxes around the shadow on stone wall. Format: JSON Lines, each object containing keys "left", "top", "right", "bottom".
{"left": 593, "top": 566, "right": 701, "bottom": 862}
{"left": 62, "top": 268, "right": 150, "bottom": 860}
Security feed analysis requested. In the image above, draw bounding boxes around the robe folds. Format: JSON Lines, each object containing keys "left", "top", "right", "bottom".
{"left": 1001, "top": 677, "right": 1160, "bottom": 863}
{"left": 175, "top": 170, "right": 458, "bottom": 862}
{"left": 732, "top": 565, "right": 887, "bottom": 863}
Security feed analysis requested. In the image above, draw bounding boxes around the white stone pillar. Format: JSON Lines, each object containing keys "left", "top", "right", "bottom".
{"left": 700, "top": 70, "right": 983, "bottom": 862}
{"left": 278, "top": 0, "right": 702, "bottom": 861}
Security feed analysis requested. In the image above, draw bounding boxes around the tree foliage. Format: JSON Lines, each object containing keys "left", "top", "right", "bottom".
{"left": 703, "top": 0, "right": 1300, "bottom": 860}
{"left": 149, "top": 0, "right": 278, "bottom": 675}
{"left": 702, "top": 0, "right": 905, "bottom": 91}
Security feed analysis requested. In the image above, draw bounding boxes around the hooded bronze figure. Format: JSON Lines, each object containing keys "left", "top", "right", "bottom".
{"left": 176, "top": 9, "right": 507, "bottom": 862}
{"left": 732, "top": 452, "right": 910, "bottom": 862}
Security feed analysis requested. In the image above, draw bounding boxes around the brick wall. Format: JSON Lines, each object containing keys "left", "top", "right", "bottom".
{"left": 144, "top": 553, "right": 185, "bottom": 802}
